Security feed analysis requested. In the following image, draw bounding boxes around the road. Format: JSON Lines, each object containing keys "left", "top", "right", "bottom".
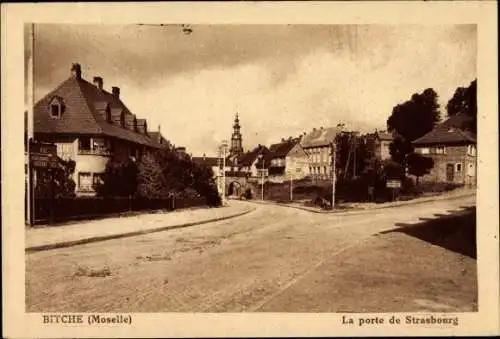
{"left": 26, "top": 194, "right": 476, "bottom": 313}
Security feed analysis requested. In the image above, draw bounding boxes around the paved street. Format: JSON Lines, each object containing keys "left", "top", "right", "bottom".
{"left": 26, "top": 194, "right": 476, "bottom": 313}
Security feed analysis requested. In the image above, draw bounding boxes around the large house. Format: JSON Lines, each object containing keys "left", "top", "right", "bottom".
{"left": 265, "top": 138, "right": 309, "bottom": 183}
{"left": 412, "top": 113, "right": 476, "bottom": 187}
{"left": 30, "top": 63, "right": 166, "bottom": 196}
{"left": 300, "top": 126, "right": 341, "bottom": 180}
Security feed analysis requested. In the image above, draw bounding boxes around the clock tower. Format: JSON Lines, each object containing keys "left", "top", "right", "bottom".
{"left": 230, "top": 113, "right": 244, "bottom": 158}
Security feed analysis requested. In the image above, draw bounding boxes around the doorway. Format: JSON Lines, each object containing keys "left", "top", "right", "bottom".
{"left": 446, "top": 163, "right": 454, "bottom": 182}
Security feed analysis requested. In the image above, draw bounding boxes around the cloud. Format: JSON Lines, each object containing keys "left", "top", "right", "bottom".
{"left": 28, "top": 24, "right": 477, "bottom": 156}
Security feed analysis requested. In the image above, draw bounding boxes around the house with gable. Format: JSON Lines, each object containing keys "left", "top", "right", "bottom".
{"left": 265, "top": 137, "right": 309, "bottom": 183}
{"left": 234, "top": 144, "right": 269, "bottom": 178}
{"left": 32, "top": 63, "right": 162, "bottom": 196}
{"left": 412, "top": 113, "right": 477, "bottom": 187}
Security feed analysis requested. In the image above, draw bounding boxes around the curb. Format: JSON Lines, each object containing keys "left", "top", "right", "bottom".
{"left": 26, "top": 206, "right": 256, "bottom": 253}
{"left": 246, "top": 191, "right": 476, "bottom": 216}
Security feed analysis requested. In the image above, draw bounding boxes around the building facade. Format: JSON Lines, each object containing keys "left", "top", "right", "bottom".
{"left": 31, "top": 63, "right": 164, "bottom": 196}
{"left": 300, "top": 127, "right": 341, "bottom": 180}
{"left": 412, "top": 114, "right": 476, "bottom": 187}
{"left": 364, "top": 131, "right": 393, "bottom": 161}
{"left": 265, "top": 138, "right": 309, "bottom": 183}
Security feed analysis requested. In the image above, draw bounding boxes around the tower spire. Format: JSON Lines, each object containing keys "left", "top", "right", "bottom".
{"left": 230, "top": 112, "right": 243, "bottom": 157}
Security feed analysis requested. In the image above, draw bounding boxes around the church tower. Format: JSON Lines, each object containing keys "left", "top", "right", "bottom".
{"left": 230, "top": 113, "right": 244, "bottom": 158}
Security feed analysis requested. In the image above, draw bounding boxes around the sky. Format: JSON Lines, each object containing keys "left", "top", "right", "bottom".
{"left": 25, "top": 24, "right": 476, "bottom": 156}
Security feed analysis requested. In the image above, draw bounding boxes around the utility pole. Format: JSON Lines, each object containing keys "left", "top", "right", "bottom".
{"left": 220, "top": 140, "right": 228, "bottom": 206}
{"left": 26, "top": 23, "right": 35, "bottom": 226}
{"left": 290, "top": 171, "right": 293, "bottom": 201}
{"left": 261, "top": 158, "right": 265, "bottom": 201}
{"left": 331, "top": 141, "right": 336, "bottom": 210}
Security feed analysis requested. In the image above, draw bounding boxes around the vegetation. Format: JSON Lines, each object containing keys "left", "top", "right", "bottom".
{"left": 98, "top": 146, "right": 221, "bottom": 207}
{"left": 446, "top": 79, "right": 477, "bottom": 134}
{"left": 387, "top": 88, "right": 440, "bottom": 175}
{"left": 33, "top": 158, "right": 76, "bottom": 198}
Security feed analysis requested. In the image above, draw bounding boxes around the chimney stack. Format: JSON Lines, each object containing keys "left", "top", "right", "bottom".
{"left": 112, "top": 86, "right": 120, "bottom": 98}
{"left": 71, "top": 63, "right": 82, "bottom": 79}
{"left": 93, "top": 76, "right": 103, "bottom": 90}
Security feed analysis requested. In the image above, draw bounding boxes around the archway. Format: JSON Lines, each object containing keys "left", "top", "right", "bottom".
{"left": 228, "top": 181, "right": 242, "bottom": 197}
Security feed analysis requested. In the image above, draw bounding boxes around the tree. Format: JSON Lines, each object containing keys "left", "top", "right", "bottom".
{"left": 387, "top": 88, "right": 441, "bottom": 170}
{"left": 446, "top": 79, "right": 477, "bottom": 134}
{"left": 387, "top": 88, "right": 441, "bottom": 142}
{"left": 136, "top": 152, "right": 168, "bottom": 199}
{"left": 407, "top": 153, "right": 434, "bottom": 185}
{"left": 34, "top": 158, "right": 76, "bottom": 198}
{"left": 96, "top": 157, "right": 138, "bottom": 197}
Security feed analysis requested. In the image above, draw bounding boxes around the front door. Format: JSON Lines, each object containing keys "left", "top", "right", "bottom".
{"left": 446, "top": 164, "right": 454, "bottom": 182}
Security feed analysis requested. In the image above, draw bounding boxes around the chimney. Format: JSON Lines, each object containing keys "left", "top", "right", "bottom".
{"left": 71, "top": 63, "right": 82, "bottom": 79}
{"left": 112, "top": 86, "right": 120, "bottom": 98}
{"left": 93, "top": 76, "right": 103, "bottom": 90}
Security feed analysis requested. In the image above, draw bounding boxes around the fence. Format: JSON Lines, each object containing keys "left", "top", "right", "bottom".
{"left": 27, "top": 196, "right": 207, "bottom": 224}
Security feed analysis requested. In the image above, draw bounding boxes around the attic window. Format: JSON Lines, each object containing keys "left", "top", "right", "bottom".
{"left": 49, "top": 97, "right": 64, "bottom": 118}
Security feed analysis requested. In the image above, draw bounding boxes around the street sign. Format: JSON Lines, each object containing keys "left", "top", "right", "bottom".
{"left": 386, "top": 180, "right": 402, "bottom": 188}
{"left": 29, "top": 142, "right": 58, "bottom": 168}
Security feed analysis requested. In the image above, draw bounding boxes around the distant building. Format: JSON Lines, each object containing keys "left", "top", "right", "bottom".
{"left": 300, "top": 126, "right": 342, "bottom": 180}
{"left": 364, "top": 131, "right": 394, "bottom": 161}
{"left": 412, "top": 114, "right": 476, "bottom": 187}
{"left": 234, "top": 144, "right": 269, "bottom": 177}
{"left": 31, "top": 63, "right": 161, "bottom": 196}
{"left": 265, "top": 138, "right": 309, "bottom": 183}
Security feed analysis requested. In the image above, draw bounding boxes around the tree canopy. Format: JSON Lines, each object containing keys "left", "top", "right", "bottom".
{"left": 446, "top": 79, "right": 477, "bottom": 134}
{"left": 387, "top": 88, "right": 441, "bottom": 142}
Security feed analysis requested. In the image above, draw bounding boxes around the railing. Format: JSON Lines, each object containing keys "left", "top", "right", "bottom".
{"left": 77, "top": 149, "right": 112, "bottom": 156}
{"left": 29, "top": 196, "right": 207, "bottom": 224}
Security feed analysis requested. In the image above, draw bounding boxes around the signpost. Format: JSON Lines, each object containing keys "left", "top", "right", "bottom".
{"left": 386, "top": 179, "right": 401, "bottom": 201}
{"left": 27, "top": 141, "right": 58, "bottom": 225}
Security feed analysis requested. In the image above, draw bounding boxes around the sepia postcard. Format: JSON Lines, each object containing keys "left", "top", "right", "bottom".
{"left": 2, "top": 2, "right": 498, "bottom": 338}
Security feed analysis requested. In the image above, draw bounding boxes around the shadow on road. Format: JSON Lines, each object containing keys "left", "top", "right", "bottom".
{"left": 380, "top": 206, "right": 476, "bottom": 259}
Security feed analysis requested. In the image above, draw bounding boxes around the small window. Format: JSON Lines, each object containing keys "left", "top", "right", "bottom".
{"left": 456, "top": 163, "right": 462, "bottom": 172}
{"left": 434, "top": 146, "right": 446, "bottom": 154}
{"left": 93, "top": 173, "right": 104, "bottom": 187}
{"left": 51, "top": 104, "right": 60, "bottom": 118}
{"left": 49, "top": 97, "right": 64, "bottom": 118}
{"left": 78, "top": 172, "right": 92, "bottom": 191}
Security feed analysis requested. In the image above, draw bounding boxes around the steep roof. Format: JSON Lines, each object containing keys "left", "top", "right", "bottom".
{"left": 236, "top": 145, "right": 269, "bottom": 168}
{"left": 412, "top": 114, "right": 476, "bottom": 145}
{"left": 267, "top": 139, "right": 299, "bottom": 163}
{"left": 34, "top": 74, "right": 158, "bottom": 148}
{"left": 301, "top": 127, "right": 341, "bottom": 148}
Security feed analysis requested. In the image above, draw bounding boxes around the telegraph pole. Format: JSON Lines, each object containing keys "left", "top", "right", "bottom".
{"left": 331, "top": 141, "right": 336, "bottom": 210}
{"left": 26, "top": 23, "right": 35, "bottom": 226}
{"left": 220, "top": 140, "right": 228, "bottom": 206}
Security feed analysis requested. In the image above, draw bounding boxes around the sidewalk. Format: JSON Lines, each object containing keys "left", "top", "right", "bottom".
{"left": 26, "top": 201, "right": 255, "bottom": 252}
{"left": 246, "top": 187, "right": 476, "bottom": 214}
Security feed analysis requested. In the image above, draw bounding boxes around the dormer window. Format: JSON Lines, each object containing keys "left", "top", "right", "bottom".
{"left": 49, "top": 96, "right": 64, "bottom": 119}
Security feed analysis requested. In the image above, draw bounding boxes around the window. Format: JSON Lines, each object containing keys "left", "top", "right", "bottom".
{"left": 436, "top": 146, "right": 446, "bottom": 154}
{"left": 416, "top": 147, "right": 430, "bottom": 154}
{"left": 78, "top": 137, "right": 91, "bottom": 151}
{"left": 51, "top": 104, "right": 60, "bottom": 118}
{"left": 49, "top": 97, "right": 64, "bottom": 118}
{"left": 78, "top": 172, "right": 92, "bottom": 191}
{"left": 456, "top": 163, "right": 462, "bottom": 172}
{"left": 93, "top": 173, "right": 104, "bottom": 188}
{"left": 467, "top": 144, "right": 476, "bottom": 156}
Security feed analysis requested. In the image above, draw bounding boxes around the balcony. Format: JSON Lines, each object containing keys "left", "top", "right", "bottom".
{"left": 78, "top": 149, "right": 112, "bottom": 156}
